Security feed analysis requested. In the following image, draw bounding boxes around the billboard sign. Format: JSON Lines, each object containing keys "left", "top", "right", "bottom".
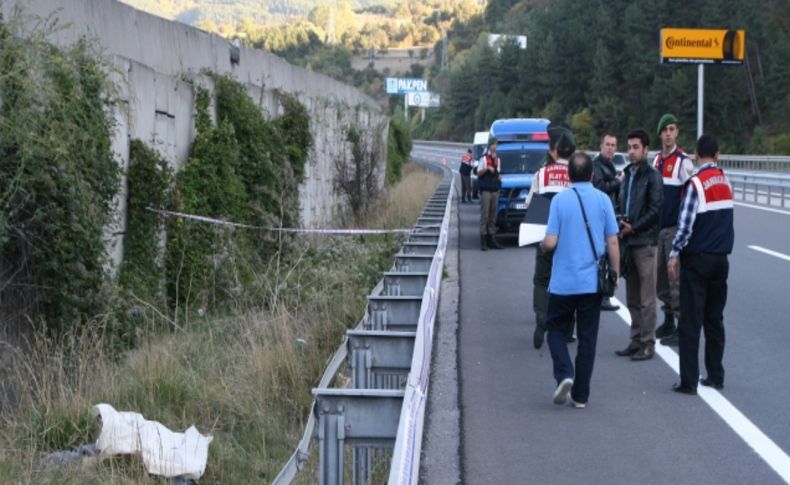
{"left": 386, "top": 78, "right": 428, "bottom": 95}
{"left": 406, "top": 91, "right": 440, "bottom": 108}
{"left": 660, "top": 28, "right": 745, "bottom": 64}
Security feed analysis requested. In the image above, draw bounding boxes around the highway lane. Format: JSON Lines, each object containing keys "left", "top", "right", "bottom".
{"left": 413, "top": 146, "right": 790, "bottom": 484}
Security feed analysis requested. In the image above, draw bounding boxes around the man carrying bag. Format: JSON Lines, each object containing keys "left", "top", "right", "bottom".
{"left": 540, "top": 152, "right": 620, "bottom": 408}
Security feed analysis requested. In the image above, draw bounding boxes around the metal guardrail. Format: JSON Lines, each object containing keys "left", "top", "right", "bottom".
{"left": 274, "top": 162, "right": 453, "bottom": 485}
{"left": 413, "top": 140, "right": 790, "bottom": 209}
{"left": 413, "top": 139, "right": 790, "bottom": 172}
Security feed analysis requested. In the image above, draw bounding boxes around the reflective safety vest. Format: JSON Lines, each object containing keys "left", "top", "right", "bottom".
{"left": 533, "top": 160, "right": 570, "bottom": 197}
{"left": 654, "top": 148, "right": 693, "bottom": 228}
{"left": 684, "top": 165, "right": 734, "bottom": 255}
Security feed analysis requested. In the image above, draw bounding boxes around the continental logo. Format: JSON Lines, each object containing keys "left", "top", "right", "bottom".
{"left": 661, "top": 28, "right": 745, "bottom": 64}
{"left": 665, "top": 36, "right": 719, "bottom": 49}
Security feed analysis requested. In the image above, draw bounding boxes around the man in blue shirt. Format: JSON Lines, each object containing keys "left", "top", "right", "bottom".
{"left": 541, "top": 152, "right": 620, "bottom": 408}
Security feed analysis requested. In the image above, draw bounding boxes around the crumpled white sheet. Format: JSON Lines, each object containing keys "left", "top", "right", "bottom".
{"left": 92, "top": 403, "right": 213, "bottom": 480}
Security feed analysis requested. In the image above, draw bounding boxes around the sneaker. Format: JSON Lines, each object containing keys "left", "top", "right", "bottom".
{"left": 553, "top": 378, "right": 574, "bottom": 405}
{"left": 570, "top": 397, "right": 586, "bottom": 409}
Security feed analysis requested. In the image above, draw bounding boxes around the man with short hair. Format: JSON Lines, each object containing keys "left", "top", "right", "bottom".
{"left": 460, "top": 148, "right": 473, "bottom": 203}
{"left": 541, "top": 152, "right": 620, "bottom": 407}
{"left": 529, "top": 123, "right": 575, "bottom": 349}
{"left": 593, "top": 132, "right": 622, "bottom": 312}
{"left": 653, "top": 114, "right": 695, "bottom": 346}
{"left": 668, "top": 134, "right": 734, "bottom": 395}
{"left": 477, "top": 137, "right": 504, "bottom": 251}
{"left": 615, "top": 129, "right": 663, "bottom": 361}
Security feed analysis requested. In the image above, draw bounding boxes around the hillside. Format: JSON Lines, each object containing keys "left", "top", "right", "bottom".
{"left": 121, "top": 0, "right": 385, "bottom": 25}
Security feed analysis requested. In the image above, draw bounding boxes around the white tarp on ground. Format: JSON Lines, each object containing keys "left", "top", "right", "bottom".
{"left": 92, "top": 403, "right": 213, "bottom": 479}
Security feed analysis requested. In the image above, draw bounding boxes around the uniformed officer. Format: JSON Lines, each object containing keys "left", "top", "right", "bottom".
{"left": 652, "top": 114, "right": 695, "bottom": 346}
{"left": 667, "top": 134, "right": 734, "bottom": 395}
{"left": 529, "top": 124, "right": 575, "bottom": 349}
{"left": 477, "top": 137, "right": 505, "bottom": 251}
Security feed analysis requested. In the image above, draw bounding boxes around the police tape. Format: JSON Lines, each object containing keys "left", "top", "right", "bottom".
{"left": 145, "top": 208, "right": 440, "bottom": 235}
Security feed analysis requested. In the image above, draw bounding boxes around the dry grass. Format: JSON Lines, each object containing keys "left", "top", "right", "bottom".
{"left": 0, "top": 163, "right": 439, "bottom": 484}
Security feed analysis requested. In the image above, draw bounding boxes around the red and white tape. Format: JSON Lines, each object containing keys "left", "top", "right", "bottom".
{"left": 145, "top": 208, "right": 440, "bottom": 235}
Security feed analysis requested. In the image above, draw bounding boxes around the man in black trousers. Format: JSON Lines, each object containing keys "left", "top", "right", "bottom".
{"left": 668, "top": 134, "right": 734, "bottom": 394}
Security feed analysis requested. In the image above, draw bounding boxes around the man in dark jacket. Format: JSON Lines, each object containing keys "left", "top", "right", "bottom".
{"left": 615, "top": 128, "right": 663, "bottom": 361}
{"left": 593, "top": 132, "right": 621, "bottom": 312}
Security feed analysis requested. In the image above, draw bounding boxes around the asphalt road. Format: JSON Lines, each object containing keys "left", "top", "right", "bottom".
{"left": 414, "top": 145, "right": 790, "bottom": 485}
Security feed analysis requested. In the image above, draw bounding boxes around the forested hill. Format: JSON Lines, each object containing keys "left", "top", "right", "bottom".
{"left": 121, "top": 0, "right": 384, "bottom": 25}
{"left": 420, "top": 0, "right": 790, "bottom": 154}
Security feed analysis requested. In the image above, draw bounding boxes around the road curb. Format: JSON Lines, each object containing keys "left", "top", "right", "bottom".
{"left": 419, "top": 171, "right": 462, "bottom": 484}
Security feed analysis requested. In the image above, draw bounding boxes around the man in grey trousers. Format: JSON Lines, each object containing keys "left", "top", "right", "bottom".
{"left": 477, "top": 137, "right": 504, "bottom": 251}
{"left": 615, "top": 129, "right": 663, "bottom": 361}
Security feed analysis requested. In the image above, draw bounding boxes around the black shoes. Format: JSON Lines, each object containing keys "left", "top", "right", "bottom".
{"left": 631, "top": 345, "right": 655, "bottom": 361}
{"left": 615, "top": 343, "right": 640, "bottom": 357}
{"left": 601, "top": 298, "right": 620, "bottom": 311}
{"left": 672, "top": 383, "right": 697, "bottom": 395}
{"left": 487, "top": 234, "right": 505, "bottom": 249}
{"left": 700, "top": 377, "right": 724, "bottom": 390}
{"left": 660, "top": 330, "right": 679, "bottom": 347}
{"left": 656, "top": 313, "right": 676, "bottom": 338}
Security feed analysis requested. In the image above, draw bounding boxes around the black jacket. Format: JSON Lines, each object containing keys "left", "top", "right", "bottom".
{"left": 592, "top": 154, "right": 620, "bottom": 207}
{"left": 618, "top": 160, "right": 663, "bottom": 246}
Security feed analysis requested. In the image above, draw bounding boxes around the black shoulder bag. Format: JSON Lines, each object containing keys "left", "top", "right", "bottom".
{"left": 572, "top": 188, "right": 617, "bottom": 297}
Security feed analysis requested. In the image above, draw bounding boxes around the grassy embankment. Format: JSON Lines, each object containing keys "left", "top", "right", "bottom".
{"left": 0, "top": 163, "right": 441, "bottom": 484}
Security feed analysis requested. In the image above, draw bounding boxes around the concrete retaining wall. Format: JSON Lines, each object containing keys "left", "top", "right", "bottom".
{"left": 1, "top": 0, "right": 387, "bottom": 267}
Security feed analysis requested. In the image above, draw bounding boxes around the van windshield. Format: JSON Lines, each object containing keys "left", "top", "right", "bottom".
{"left": 498, "top": 149, "right": 546, "bottom": 174}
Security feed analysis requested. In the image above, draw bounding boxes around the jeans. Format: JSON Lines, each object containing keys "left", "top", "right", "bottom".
{"left": 546, "top": 292, "right": 603, "bottom": 403}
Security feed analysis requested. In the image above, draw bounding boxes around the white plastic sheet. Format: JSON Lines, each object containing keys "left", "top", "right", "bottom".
{"left": 92, "top": 403, "right": 213, "bottom": 480}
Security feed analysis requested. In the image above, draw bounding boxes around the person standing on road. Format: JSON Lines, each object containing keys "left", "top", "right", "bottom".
{"left": 530, "top": 124, "right": 575, "bottom": 349}
{"left": 478, "top": 137, "right": 505, "bottom": 251}
{"left": 615, "top": 129, "right": 663, "bottom": 361}
{"left": 541, "top": 152, "right": 620, "bottom": 407}
{"left": 652, "top": 114, "right": 695, "bottom": 346}
{"left": 593, "top": 132, "right": 622, "bottom": 312}
{"left": 668, "top": 134, "right": 734, "bottom": 395}
{"left": 460, "top": 148, "right": 473, "bottom": 203}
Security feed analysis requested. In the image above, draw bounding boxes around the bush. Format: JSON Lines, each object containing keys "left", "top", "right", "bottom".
{"left": 387, "top": 114, "right": 412, "bottom": 184}
{"left": 0, "top": 21, "right": 120, "bottom": 333}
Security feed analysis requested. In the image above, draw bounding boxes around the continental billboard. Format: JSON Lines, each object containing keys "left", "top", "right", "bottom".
{"left": 660, "top": 28, "right": 745, "bottom": 64}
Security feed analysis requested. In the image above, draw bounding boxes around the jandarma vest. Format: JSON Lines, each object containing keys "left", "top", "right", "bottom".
{"left": 654, "top": 148, "right": 692, "bottom": 228}
{"left": 534, "top": 160, "right": 570, "bottom": 200}
{"left": 683, "top": 166, "right": 734, "bottom": 255}
{"left": 478, "top": 153, "right": 501, "bottom": 191}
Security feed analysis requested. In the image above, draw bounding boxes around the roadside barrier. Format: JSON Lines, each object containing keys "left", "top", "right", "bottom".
{"left": 274, "top": 163, "right": 453, "bottom": 484}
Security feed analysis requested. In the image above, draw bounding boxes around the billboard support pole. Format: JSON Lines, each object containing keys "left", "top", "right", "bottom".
{"left": 697, "top": 63, "right": 704, "bottom": 140}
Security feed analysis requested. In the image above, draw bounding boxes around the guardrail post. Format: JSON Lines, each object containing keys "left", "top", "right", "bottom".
{"left": 318, "top": 407, "right": 345, "bottom": 485}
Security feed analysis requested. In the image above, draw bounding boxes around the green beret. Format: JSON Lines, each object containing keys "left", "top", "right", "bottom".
{"left": 657, "top": 113, "right": 678, "bottom": 135}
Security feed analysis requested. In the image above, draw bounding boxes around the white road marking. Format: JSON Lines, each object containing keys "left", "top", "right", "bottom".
{"left": 612, "top": 296, "right": 790, "bottom": 483}
{"left": 749, "top": 245, "right": 790, "bottom": 262}
{"left": 734, "top": 201, "right": 790, "bottom": 216}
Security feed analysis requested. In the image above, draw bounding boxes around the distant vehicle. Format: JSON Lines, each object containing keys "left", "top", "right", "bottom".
{"left": 470, "top": 131, "right": 489, "bottom": 199}
{"left": 488, "top": 118, "right": 551, "bottom": 233}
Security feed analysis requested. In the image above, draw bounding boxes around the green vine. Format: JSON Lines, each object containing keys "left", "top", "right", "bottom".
{"left": 119, "top": 140, "right": 173, "bottom": 304}
{"left": 165, "top": 88, "right": 248, "bottom": 309}
{"left": 0, "top": 20, "right": 120, "bottom": 332}
{"left": 387, "top": 114, "right": 411, "bottom": 184}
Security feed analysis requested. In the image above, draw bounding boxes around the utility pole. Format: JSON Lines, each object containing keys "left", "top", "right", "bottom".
{"left": 441, "top": 29, "right": 449, "bottom": 71}
{"left": 327, "top": 5, "right": 336, "bottom": 45}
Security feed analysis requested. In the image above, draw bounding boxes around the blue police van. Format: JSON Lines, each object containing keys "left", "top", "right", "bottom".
{"left": 488, "top": 118, "right": 551, "bottom": 232}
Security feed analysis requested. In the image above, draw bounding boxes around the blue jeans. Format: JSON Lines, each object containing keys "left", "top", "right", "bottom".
{"left": 546, "top": 293, "right": 603, "bottom": 404}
